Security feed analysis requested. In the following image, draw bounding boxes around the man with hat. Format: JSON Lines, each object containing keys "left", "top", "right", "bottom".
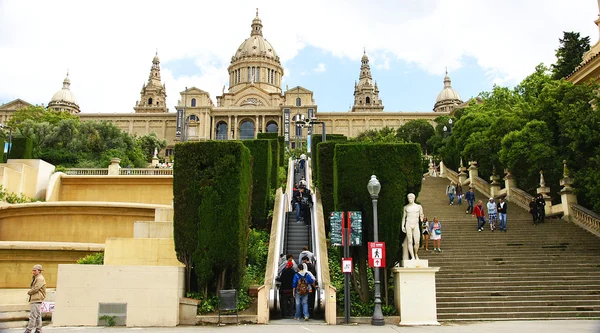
{"left": 25, "top": 264, "right": 46, "bottom": 333}
{"left": 487, "top": 197, "right": 498, "bottom": 231}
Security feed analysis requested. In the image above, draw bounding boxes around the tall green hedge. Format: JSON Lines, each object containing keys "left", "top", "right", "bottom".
{"left": 173, "top": 141, "right": 252, "bottom": 293}
{"left": 278, "top": 136, "right": 285, "bottom": 167}
{"left": 8, "top": 137, "right": 33, "bottom": 159}
{"left": 0, "top": 138, "right": 4, "bottom": 162}
{"left": 268, "top": 139, "right": 278, "bottom": 189}
{"left": 334, "top": 143, "right": 422, "bottom": 268}
{"left": 317, "top": 141, "right": 342, "bottom": 219}
{"left": 311, "top": 134, "right": 347, "bottom": 180}
{"left": 257, "top": 133, "right": 278, "bottom": 140}
{"left": 242, "top": 140, "right": 272, "bottom": 229}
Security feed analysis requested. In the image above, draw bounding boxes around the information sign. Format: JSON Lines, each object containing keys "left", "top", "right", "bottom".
{"left": 368, "top": 242, "right": 386, "bottom": 268}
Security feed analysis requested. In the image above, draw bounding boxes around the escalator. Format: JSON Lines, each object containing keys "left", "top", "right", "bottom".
{"left": 268, "top": 157, "right": 326, "bottom": 320}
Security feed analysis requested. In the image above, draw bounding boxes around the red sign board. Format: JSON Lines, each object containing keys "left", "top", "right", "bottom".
{"left": 368, "top": 242, "right": 386, "bottom": 268}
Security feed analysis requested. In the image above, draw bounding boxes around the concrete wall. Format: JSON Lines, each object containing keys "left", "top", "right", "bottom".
{"left": 0, "top": 202, "right": 164, "bottom": 243}
{"left": 52, "top": 265, "right": 185, "bottom": 327}
{"left": 134, "top": 221, "right": 173, "bottom": 238}
{"left": 56, "top": 176, "right": 173, "bottom": 205}
{"left": 1, "top": 166, "right": 21, "bottom": 195}
{"left": 0, "top": 242, "right": 104, "bottom": 288}
{"left": 104, "top": 238, "right": 183, "bottom": 267}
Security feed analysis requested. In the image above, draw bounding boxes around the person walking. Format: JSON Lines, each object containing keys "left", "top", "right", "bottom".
{"left": 293, "top": 263, "right": 315, "bottom": 321}
{"left": 421, "top": 216, "right": 430, "bottom": 251}
{"left": 465, "top": 187, "right": 476, "bottom": 214}
{"left": 536, "top": 193, "right": 546, "bottom": 224}
{"left": 298, "top": 246, "right": 315, "bottom": 263}
{"left": 497, "top": 198, "right": 508, "bottom": 232}
{"left": 446, "top": 182, "right": 456, "bottom": 205}
{"left": 487, "top": 198, "right": 498, "bottom": 231}
{"left": 473, "top": 200, "right": 486, "bottom": 232}
{"left": 25, "top": 264, "right": 46, "bottom": 333}
{"left": 456, "top": 183, "right": 463, "bottom": 206}
{"left": 429, "top": 217, "right": 442, "bottom": 252}
{"left": 529, "top": 198, "right": 539, "bottom": 225}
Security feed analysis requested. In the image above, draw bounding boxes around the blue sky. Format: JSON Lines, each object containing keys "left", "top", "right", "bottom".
{"left": 0, "top": 0, "right": 597, "bottom": 113}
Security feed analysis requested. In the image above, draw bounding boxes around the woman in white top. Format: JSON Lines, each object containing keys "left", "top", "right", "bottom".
{"left": 421, "top": 216, "right": 430, "bottom": 251}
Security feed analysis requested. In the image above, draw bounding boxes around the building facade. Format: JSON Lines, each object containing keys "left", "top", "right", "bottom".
{"left": 0, "top": 11, "right": 463, "bottom": 159}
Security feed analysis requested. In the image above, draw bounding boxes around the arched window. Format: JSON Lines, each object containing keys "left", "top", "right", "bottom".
{"left": 188, "top": 114, "right": 199, "bottom": 122}
{"left": 216, "top": 122, "right": 228, "bottom": 140}
{"left": 191, "top": 98, "right": 196, "bottom": 107}
{"left": 296, "top": 97, "right": 301, "bottom": 107}
{"left": 240, "top": 120, "right": 255, "bottom": 140}
{"left": 366, "top": 96, "right": 371, "bottom": 105}
{"left": 266, "top": 121, "right": 278, "bottom": 133}
{"left": 148, "top": 98, "right": 153, "bottom": 106}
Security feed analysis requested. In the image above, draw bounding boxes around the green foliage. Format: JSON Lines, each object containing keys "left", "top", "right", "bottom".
{"left": 7, "top": 105, "right": 78, "bottom": 127}
{"left": 396, "top": 120, "right": 435, "bottom": 154}
{"left": 76, "top": 252, "right": 104, "bottom": 265}
{"left": 174, "top": 141, "right": 252, "bottom": 295}
{"left": 268, "top": 139, "right": 279, "bottom": 189}
{"left": 242, "top": 140, "right": 272, "bottom": 229}
{"left": 8, "top": 136, "right": 33, "bottom": 159}
{"left": 137, "top": 132, "right": 168, "bottom": 162}
{"left": 552, "top": 31, "right": 591, "bottom": 80}
{"left": 317, "top": 141, "right": 341, "bottom": 219}
{"left": 333, "top": 143, "right": 422, "bottom": 268}
{"left": 0, "top": 137, "right": 4, "bottom": 162}
{"left": 99, "top": 315, "right": 116, "bottom": 327}
{"left": 354, "top": 127, "right": 399, "bottom": 143}
{"left": 0, "top": 185, "right": 39, "bottom": 203}
{"left": 312, "top": 134, "right": 347, "bottom": 186}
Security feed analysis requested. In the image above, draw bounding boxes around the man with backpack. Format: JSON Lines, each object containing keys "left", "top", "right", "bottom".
{"left": 292, "top": 263, "right": 315, "bottom": 321}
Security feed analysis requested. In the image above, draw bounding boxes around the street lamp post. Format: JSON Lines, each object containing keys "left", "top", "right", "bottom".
{"left": 443, "top": 118, "right": 453, "bottom": 137}
{"left": 367, "top": 175, "right": 384, "bottom": 326}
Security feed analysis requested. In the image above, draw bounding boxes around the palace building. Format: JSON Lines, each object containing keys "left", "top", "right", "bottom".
{"left": 0, "top": 10, "right": 463, "bottom": 159}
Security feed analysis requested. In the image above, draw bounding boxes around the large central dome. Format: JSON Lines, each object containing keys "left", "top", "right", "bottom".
{"left": 231, "top": 10, "right": 280, "bottom": 64}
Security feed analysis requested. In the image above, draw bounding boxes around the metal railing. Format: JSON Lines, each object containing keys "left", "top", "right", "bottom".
{"left": 64, "top": 168, "right": 108, "bottom": 175}
{"left": 571, "top": 204, "right": 600, "bottom": 238}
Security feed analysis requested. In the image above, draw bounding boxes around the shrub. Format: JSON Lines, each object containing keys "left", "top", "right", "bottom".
{"left": 242, "top": 140, "right": 272, "bottom": 229}
{"left": 8, "top": 136, "right": 33, "bottom": 159}
{"left": 77, "top": 252, "right": 104, "bottom": 265}
{"left": 311, "top": 134, "right": 347, "bottom": 179}
{"left": 174, "top": 141, "right": 252, "bottom": 294}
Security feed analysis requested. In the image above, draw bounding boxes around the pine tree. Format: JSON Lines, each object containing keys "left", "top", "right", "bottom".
{"left": 552, "top": 31, "right": 591, "bottom": 80}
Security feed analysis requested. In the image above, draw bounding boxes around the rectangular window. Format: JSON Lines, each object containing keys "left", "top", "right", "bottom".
{"left": 237, "top": 70, "right": 240, "bottom": 83}
{"left": 248, "top": 67, "right": 250, "bottom": 82}
{"left": 257, "top": 67, "right": 260, "bottom": 82}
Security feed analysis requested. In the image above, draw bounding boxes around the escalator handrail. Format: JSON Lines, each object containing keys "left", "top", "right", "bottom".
{"left": 306, "top": 158, "right": 324, "bottom": 312}
{"left": 273, "top": 158, "right": 295, "bottom": 290}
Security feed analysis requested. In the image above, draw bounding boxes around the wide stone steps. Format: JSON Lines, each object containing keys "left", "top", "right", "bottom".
{"left": 417, "top": 175, "right": 600, "bottom": 321}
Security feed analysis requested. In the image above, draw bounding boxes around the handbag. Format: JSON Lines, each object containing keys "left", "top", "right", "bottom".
{"left": 435, "top": 229, "right": 441, "bottom": 235}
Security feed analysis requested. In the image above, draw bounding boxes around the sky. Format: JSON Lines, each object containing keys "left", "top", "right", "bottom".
{"left": 0, "top": 0, "right": 598, "bottom": 113}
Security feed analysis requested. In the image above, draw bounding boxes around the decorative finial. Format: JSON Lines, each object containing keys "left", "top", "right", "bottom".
{"left": 563, "top": 160, "right": 570, "bottom": 178}
{"left": 445, "top": 66, "right": 448, "bottom": 75}
{"left": 363, "top": 47, "right": 366, "bottom": 55}
{"left": 156, "top": 48, "right": 158, "bottom": 56}
{"left": 539, "top": 170, "right": 546, "bottom": 187}
{"left": 460, "top": 157, "right": 464, "bottom": 168}
{"left": 256, "top": 8, "right": 259, "bottom": 17}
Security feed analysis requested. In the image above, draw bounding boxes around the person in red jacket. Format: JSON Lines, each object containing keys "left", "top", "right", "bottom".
{"left": 473, "top": 200, "right": 486, "bottom": 232}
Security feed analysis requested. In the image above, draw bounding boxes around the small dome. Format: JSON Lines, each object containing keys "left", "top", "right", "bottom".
{"left": 436, "top": 73, "right": 461, "bottom": 103}
{"left": 50, "top": 73, "right": 77, "bottom": 104}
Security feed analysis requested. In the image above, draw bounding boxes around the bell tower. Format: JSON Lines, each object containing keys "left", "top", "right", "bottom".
{"left": 351, "top": 50, "right": 383, "bottom": 112}
{"left": 134, "top": 52, "right": 168, "bottom": 113}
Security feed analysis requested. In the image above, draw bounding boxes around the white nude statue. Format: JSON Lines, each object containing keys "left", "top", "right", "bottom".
{"left": 402, "top": 193, "right": 424, "bottom": 261}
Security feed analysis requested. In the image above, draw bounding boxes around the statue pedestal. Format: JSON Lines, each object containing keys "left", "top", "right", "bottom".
{"left": 391, "top": 266, "right": 440, "bottom": 326}
{"left": 402, "top": 259, "right": 429, "bottom": 268}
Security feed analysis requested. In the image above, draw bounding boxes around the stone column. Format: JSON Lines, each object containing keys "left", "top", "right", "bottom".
{"left": 468, "top": 161, "right": 479, "bottom": 181}
{"left": 504, "top": 169, "right": 515, "bottom": 200}
{"left": 458, "top": 158, "right": 468, "bottom": 185}
{"left": 536, "top": 171, "right": 552, "bottom": 215}
{"left": 490, "top": 167, "right": 501, "bottom": 197}
{"left": 439, "top": 161, "right": 445, "bottom": 176}
{"left": 108, "top": 158, "right": 121, "bottom": 176}
{"left": 560, "top": 160, "right": 578, "bottom": 222}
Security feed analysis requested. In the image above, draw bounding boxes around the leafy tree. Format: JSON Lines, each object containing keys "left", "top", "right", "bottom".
{"left": 137, "top": 132, "right": 168, "bottom": 162}
{"left": 551, "top": 31, "right": 591, "bottom": 80}
{"left": 396, "top": 119, "right": 435, "bottom": 153}
{"left": 354, "top": 126, "right": 399, "bottom": 143}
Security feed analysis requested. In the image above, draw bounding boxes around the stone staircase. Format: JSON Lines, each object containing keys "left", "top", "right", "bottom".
{"left": 418, "top": 176, "right": 600, "bottom": 321}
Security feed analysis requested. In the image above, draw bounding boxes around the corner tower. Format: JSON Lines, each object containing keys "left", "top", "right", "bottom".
{"left": 134, "top": 52, "right": 168, "bottom": 113}
{"left": 351, "top": 50, "right": 383, "bottom": 112}
{"left": 48, "top": 72, "right": 80, "bottom": 114}
{"left": 227, "top": 9, "right": 284, "bottom": 95}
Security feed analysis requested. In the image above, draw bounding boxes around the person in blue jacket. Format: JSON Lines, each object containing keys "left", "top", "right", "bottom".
{"left": 292, "top": 263, "right": 315, "bottom": 321}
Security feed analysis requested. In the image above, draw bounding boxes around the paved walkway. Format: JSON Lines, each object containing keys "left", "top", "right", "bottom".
{"left": 6, "top": 321, "right": 600, "bottom": 333}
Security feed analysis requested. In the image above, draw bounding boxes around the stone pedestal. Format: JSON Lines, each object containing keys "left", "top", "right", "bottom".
{"left": 392, "top": 265, "right": 440, "bottom": 326}
{"left": 152, "top": 156, "right": 159, "bottom": 167}
{"left": 108, "top": 157, "right": 121, "bottom": 175}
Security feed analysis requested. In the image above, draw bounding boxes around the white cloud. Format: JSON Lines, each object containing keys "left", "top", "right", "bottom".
{"left": 313, "top": 63, "right": 326, "bottom": 73}
{"left": 0, "top": 0, "right": 597, "bottom": 112}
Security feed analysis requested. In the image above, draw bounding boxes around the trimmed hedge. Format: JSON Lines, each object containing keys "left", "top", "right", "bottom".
{"left": 242, "top": 140, "right": 272, "bottom": 229}
{"left": 311, "top": 134, "right": 347, "bottom": 181}
{"left": 333, "top": 143, "right": 422, "bottom": 268}
{"left": 8, "top": 137, "right": 33, "bottom": 159}
{"left": 278, "top": 136, "right": 284, "bottom": 167}
{"left": 0, "top": 138, "right": 4, "bottom": 162}
{"left": 257, "top": 133, "right": 278, "bottom": 140}
{"left": 268, "top": 139, "right": 279, "bottom": 189}
{"left": 317, "top": 141, "right": 341, "bottom": 220}
{"left": 173, "top": 141, "right": 252, "bottom": 292}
